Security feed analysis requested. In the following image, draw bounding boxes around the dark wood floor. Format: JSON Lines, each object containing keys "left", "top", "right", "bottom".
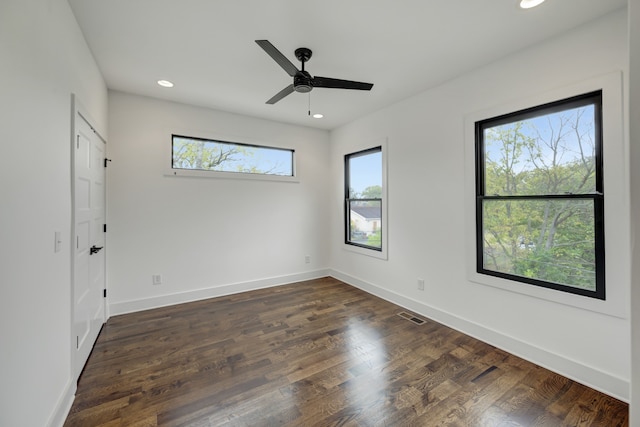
{"left": 64, "top": 277, "right": 628, "bottom": 426}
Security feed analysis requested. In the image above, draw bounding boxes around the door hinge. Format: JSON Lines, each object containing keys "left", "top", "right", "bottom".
{"left": 104, "top": 158, "right": 112, "bottom": 167}
{"left": 103, "top": 289, "right": 107, "bottom": 298}
{"left": 76, "top": 135, "right": 80, "bottom": 149}
{"left": 103, "top": 224, "right": 107, "bottom": 233}
{"left": 76, "top": 336, "right": 79, "bottom": 349}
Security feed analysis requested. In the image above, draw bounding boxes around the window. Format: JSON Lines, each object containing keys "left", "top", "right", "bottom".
{"left": 475, "top": 91, "right": 604, "bottom": 299}
{"left": 172, "top": 134, "right": 294, "bottom": 177}
{"left": 345, "top": 147, "right": 383, "bottom": 251}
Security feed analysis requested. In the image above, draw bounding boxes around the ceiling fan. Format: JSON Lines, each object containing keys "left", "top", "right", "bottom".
{"left": 255, "top": 40, "right": 374, "bottom": 105}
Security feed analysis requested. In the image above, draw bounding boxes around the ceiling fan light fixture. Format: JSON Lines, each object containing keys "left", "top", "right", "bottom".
{"left": 519, "top": 0, "right": 545, "bottom": 9}
{"left": 294, "top": 84, "right": 312, "bottom": 93}
{"left": 157, "top": 79, "right": 174, "bottom": 88}
{"left": 313, "top": 113, "right": 323, "bottom": 119}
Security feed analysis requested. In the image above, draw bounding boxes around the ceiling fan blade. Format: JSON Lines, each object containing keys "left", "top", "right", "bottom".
{"left": 312, "top": 76, "right": 373, "bottom": 91}
{"left": 255, "top": 40, "right": 299, "bottom": 77}
{"left": 266, "top": 84, "right": 295, "bottom": 104}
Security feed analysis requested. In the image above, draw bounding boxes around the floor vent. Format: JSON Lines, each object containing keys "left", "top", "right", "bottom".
{"left": 397, "top": 311, "right": 426, "bottom": 325}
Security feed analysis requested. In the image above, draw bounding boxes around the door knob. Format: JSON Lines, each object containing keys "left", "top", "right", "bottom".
{"left": 89, "top": 245, "right": 103, "bottom": 255}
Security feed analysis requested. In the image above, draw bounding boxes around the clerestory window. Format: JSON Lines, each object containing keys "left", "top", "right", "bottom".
{"left": 171, "top": 134, "right": 294, "bottom": 177}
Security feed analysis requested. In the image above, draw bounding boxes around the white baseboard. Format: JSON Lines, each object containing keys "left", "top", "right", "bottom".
{"left": 48, "top": 379, "right": 76, "bottom": 427}
{"left": 105, "top": 267, "right": 629, "bottom": 401}
{"left": 109, "top": 269, "right": 331, "bottom": 316}
{"left": 329, "top": 269, "right": 629, "bottom": 403}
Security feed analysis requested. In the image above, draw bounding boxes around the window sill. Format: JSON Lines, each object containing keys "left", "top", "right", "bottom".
{"left": 343, "top": 243, "right": 388, "bottom": 260}
{"left": 165, "top": 169, "right": 300, "bottom": 183}
{"left": 467, "top": 270, "right": 626, "bottom": 319}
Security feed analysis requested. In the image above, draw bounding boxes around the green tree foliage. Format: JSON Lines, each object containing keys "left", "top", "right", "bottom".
{"left": 349, "top": 185, "right": 382, "bottom": 200}
{"left": 481, "top": 106, "right": 597, "bottom": 290}
{"left": 173, "top": 138, "right": 243, "bottom": 171}
{"left": 367, "top": 229, "right": 381, "bottom": 248}
{"left": 172, "top": 137, "right": 288, "bottom": 175}
{"left": 361, "top": 185, "right": 382, "bottom": 199}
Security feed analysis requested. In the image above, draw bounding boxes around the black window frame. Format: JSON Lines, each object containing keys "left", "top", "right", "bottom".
{"left": 171, "top": 134, "right": 295, "bottom": 177}
{"left": 345, "top": 146, "right": 383, "bottom": 251}
{"left": 475, "top": 91, "right": 605, "bottom": 300}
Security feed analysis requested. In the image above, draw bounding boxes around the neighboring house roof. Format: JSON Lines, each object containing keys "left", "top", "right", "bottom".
{"left": 351, "top": 205, "right": 381, "bottom": 220}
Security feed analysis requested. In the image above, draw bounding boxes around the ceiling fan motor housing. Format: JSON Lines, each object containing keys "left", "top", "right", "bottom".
{"left": 294, "top": 71, "right": 313, "bottom": 93}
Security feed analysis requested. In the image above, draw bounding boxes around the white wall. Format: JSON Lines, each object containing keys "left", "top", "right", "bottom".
{"left": 0, "top": 1, "right": 630, "bottom": 424}
{"left": 107, "top": 92, "right": 330, "bottom": 314}
{"left": 330, "top": 9, "right": 630, "bottom": 400}
{"left": 0, "top": 0, "right": 108, "bottom": 426}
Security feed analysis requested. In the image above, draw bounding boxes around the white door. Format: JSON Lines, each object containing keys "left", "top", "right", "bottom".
{"left": 73, "top": 108, "right": 106, "bottom": 379}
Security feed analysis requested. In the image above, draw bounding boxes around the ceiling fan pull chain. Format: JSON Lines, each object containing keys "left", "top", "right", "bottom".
{"left": 308, "top": 93, "right": 311, "bottom": 116}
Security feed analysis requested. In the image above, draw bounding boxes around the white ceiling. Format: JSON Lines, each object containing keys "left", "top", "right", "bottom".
{"left": 68, "top": 0, "right": 626, "bottom": 130}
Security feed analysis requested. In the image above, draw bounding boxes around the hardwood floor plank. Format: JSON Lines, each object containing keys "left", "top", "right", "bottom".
{"left": 64, "top": 277, "right": 628, "bottom": 426}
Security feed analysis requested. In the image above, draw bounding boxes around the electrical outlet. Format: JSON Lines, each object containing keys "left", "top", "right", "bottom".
{"left": 152, "top": 274, "right": 162, "bottom": 285}
{"left": 305, "top": 255, "right": 311, "bottom": 264}
{"left": 417, "top": 278, "right": 425, "bottom": 291}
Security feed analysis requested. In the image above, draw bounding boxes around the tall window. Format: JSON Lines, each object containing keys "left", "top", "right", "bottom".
{"left": 172, "top": 134, "right": 294, "bottom": 177}
{"left": 475, "top": 91, "right": 604, "bottom": 299}
{"left": 345, "top": 147, "right": 383, "bottom": 251}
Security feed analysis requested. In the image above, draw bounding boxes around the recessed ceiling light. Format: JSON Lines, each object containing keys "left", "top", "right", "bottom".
{"left": 157, "top": 80, "right": 174, "bottom": 88}
{"left": 519, "top": 0, "right": 545, "bottom": 9}
{"left": 312, "top": 113, "right": 323, "bottom": 119}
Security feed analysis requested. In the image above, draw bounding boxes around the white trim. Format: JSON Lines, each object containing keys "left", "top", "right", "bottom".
{"left": 164, "top": 168, "right": 299, "bottom": 183}
{"left": 77, "top": 110, "right": 107, "bottom": 144}
{"left": 463, "top": 71, "right": 628, "bottom": 319}
{"left": 109, "top": 269, "right": 330, "bottom": 316}
{"left": 342, "top": 243, "right": 387, "bottom": 260}
{"left": 47, "top": 380, "right": 76, "bottom": 427}
{"left": 329, "top": 268, "right": 629, "bottom": 402}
